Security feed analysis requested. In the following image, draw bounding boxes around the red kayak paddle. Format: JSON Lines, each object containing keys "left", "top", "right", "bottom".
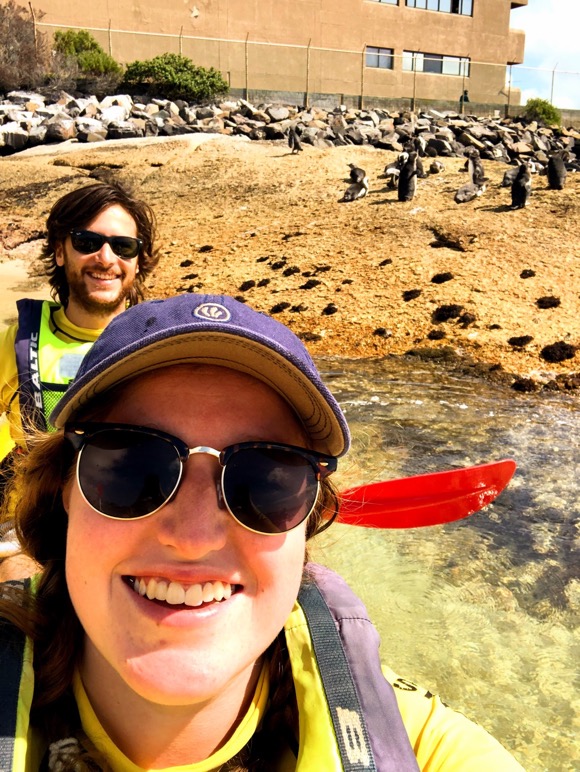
{"left": 337, "top": 459, "right": 517, "bottom": 529}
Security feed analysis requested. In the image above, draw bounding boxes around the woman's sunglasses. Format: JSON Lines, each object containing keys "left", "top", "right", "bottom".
{"left": 69, "top": 230, "right": 143, "bottom": 259}
{"left": 64, "top": 423, "right": 337, "bottom": 535}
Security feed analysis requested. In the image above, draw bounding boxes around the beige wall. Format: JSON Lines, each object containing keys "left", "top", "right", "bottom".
{"left": 28, "top": 0, "right": 526, "bottom": 104}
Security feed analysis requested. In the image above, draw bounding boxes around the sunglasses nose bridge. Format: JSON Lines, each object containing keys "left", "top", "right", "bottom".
{"left": 183, "top": 446, "right": 227, "bottom": 511}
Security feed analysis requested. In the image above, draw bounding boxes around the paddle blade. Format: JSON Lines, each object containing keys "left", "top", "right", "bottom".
{"left": 337, "top": 459, "right": 516, "bottom": 529}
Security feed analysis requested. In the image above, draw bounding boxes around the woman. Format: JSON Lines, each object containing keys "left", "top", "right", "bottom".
{"left": 0, "top": 293, "right": 524, "bottom": 771}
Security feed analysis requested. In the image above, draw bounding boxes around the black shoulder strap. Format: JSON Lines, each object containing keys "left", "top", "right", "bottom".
{"left": 0, "top": 579, "right": 30, "bottom": 771}
{"left": 298, "top": 580, "right": 378, "bottom": 772}
{"left": 14, "top": 299, "right": 47, "bottom": 432}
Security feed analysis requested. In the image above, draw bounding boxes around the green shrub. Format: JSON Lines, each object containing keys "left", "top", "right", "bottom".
{"left": 53, "top": 29, "right": 122, "bottom": 76}
{"left": 121, "top": 53, "right": 228, "bottom": 102}
{"left": 522, "top": 98, "right": 561, "bottom": 127}
{"left": 0, "top": 1, "right": 50, "bottom": 91}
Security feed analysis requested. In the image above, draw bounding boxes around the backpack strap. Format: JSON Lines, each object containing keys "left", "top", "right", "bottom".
{"left": 14, "top": 299, "right": 47, "bottom": 432}
{"left": 299, "top": 564, "right": 420, "bottom": 771}
{"left": 0, "top": 579, "right": 30, "bottom": 771}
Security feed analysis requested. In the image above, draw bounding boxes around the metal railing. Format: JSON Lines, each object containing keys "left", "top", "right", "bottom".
{"left": 32, "top": 20, "right": 580, "bottom": 116}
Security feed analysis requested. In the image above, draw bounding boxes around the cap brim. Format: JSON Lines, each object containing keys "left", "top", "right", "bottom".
{"left": 53, "top": 331, "right": 348, "bottom": 457}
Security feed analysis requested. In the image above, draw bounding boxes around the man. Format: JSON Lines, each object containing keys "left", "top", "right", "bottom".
{"left": 0, "top": 181, "right": 159, "bottom": 573}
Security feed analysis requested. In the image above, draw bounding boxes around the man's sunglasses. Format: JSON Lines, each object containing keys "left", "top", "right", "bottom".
{"left": 69, "top": 230, "right": 143, "bottom": 259}
{"left": 64, "top": 423, "right": 337, "bottom": 535}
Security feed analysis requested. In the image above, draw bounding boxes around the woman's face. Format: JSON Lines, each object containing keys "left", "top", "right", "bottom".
{"left": 64, "top": 365, "right": 309, "bottom": 710}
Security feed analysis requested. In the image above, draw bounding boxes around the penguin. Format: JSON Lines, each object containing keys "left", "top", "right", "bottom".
{"left": 384, "top": 165, "right": 400, "bottom": 189}
{"left": 416, "top": 155, "right": 428, "bottom": 178}
{"left": 454, "top": 155, "right": 486, "bottom": 203}
{"left": 403, "top": 141, "right": 427, "bottom": 178}
{"left": 510, "top": 162, "right": 532, "bottom": 209}
{"left": 288, "top": 126, "right": 303, "bottom": 154}
{"left": 342, "top": 174, "right": 369, "bottom": 202}
{"left": 398, "top": 151, "right": 418, "bottom": 202}
{"left": 454, "top": 181, "right": 485, "bottom": 204}
{"left": 348, "top": 163, "right": 366, "bottom": 184}
{"left": 547, "top": 151, "right": 567, "bottom": 189}
{"left": 429, "top": 160, "right": 445, "bottom": 174}
{"left": 501, "top": 166, "right": 519, "bottom": 187}
{"left": 466, "top": 148, "right": 488, "bottom": 186}
{"left": 383, "top": 151, "right": 408, "bottom": 189}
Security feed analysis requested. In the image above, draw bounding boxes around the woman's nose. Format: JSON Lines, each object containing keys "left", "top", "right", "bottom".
{"left": 154, "top": 458, "right": 230, "bottom": 557}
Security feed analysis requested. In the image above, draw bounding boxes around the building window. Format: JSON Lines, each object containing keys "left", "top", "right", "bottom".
{"left": 406, "top": 0, "right": 472, "bottom": 15}
{"left": 402, "top": 51, "right": 470, "bottom": 76}
{"left": 365, "top": 46, "right": 394, "bottom": 69}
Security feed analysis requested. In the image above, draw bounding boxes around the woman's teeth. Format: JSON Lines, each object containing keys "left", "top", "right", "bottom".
{"left": 131, "top": 577, "right": 233, "bottom": 607}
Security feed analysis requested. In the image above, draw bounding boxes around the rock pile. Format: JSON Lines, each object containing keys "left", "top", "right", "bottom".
{"left": 2, "top": 90, "right": 580, "bottom": 164}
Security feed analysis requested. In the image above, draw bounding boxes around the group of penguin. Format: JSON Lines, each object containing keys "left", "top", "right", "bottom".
{"left": 339, "top": 146, "right": 574, "bottom": 209}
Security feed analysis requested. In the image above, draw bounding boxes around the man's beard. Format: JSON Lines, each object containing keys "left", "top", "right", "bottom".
{"left": 66, "top": 267, "right": 134, "bottom": 317}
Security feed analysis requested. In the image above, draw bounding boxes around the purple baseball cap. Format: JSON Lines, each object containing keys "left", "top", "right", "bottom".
{"left": 51, "top": 293, "right": 350, "bottom": 457}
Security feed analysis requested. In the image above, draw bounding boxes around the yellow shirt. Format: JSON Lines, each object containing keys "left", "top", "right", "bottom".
{"left": 67, "top": 665, "right": 524, "bottom": 771}
{"left": 72, "top": 666, "right": 270, "bottom": 772}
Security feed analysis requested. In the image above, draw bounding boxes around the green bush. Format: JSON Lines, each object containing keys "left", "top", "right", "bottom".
{"left": 522, "top": 98, "right": 561, "bottom": 127}
{"left": 121, "top": 53, "right": 228, "bottom": 102}
{"left": 53, "top": 30, "right": 122, "bottom": 76}
{"left": 0, "top": 1, "right": 50, "bottom": 91}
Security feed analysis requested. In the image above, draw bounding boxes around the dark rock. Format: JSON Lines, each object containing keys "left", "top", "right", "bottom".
{"left": 520, "top": 269, "right": 535, "bottom": 279}
{"left": 508, "top": 335, "right": 533, "bottom": 347}
{"left": 199, "top": 245, "right": 213, "bottom": 252}
{"left": 300, "top": 279, "right": 321, "bottom": 290}
{"left": 432, "top": 304, "right": 464, "bottom": 323}
{"left": 257, "top": 278, "right": 270, "bottom": 287}
{"left": 540, "top": 342, "right": 576, "bottom": 363}
{"left": 270, "top": 259, "right": 287, "bottom": 270}
{"left": 239, "top": 280, "right": 256, "bottom": 291}
{"left": 299, "top": 331, "right": 323, "bottom": 343}
{"left": 403, "top": 289, "right": 422, "bottom": 302}
{"left": 511, "top": 377, "right": 540, "bottom": 393}
{"left": 427, "top": 329, "right": 446, "bottom": 340}
{"left": 373, "top": 328, "right": 392, "bottom": 337}
{"left": 458, "top": 312, "right": 476, "bottom": 328}
{"left": 536, "top": 296, "right": 561, "bottom": 309}
{"left": 431, "top": 272, "right": 454, "bottom": 284}
{"left": 180, "top": 259, "right": 193, "bottom": 267}
{"left": 283, "top": 266, "right": 301, "bottom": 277}
{"left": 322, "top": 303, "right": 338, "bottom": 315}
{"left": 291, "top": 303, "right": 308, "bottom": 312}
{"left": 378, "top": 258, "right": 392, "bottom": 266}
{"left": 270, "top": 302, "right": 291, "bottom": 314}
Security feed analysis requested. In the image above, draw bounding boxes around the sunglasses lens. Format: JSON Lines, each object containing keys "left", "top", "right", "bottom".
{"left": 110, "top": 236, "right": 141, "bottom": 259}
{"left": 71, "top": 231, "right": 103, "bottom": 254}
{"left": 70, "top": 231, "right": 141, "bottom": 259}
{"left": 77, "top": 430, "right": 181, "bottom": 518}
{"left": 223, "top": 447, "right": 319, "bottom": 534}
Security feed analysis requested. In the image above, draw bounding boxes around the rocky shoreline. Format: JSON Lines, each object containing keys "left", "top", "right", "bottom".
{"left": 2, "top": 90, "right": 580, "bottom": 165}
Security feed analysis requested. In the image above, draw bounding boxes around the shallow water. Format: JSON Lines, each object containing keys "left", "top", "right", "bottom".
{"left": 311, "top": 357, "right": 579, "bottom": 772}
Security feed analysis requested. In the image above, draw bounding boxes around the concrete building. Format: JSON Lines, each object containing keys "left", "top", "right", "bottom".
{"left": 33, "top": 0, "right": 527, "bottom": 106}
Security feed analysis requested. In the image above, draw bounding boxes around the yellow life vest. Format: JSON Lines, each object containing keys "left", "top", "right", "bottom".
{"left": 14, "top": 300, "right": 94, "bottom": 432}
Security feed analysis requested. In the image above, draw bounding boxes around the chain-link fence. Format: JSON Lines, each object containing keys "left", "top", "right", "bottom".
{"left": 34, "top": 20, "right": 580, "bottom": 119}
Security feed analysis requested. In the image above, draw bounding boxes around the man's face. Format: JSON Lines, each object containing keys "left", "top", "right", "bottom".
{"left": 56, "top": 204, "right": 140, "bottom": 320}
